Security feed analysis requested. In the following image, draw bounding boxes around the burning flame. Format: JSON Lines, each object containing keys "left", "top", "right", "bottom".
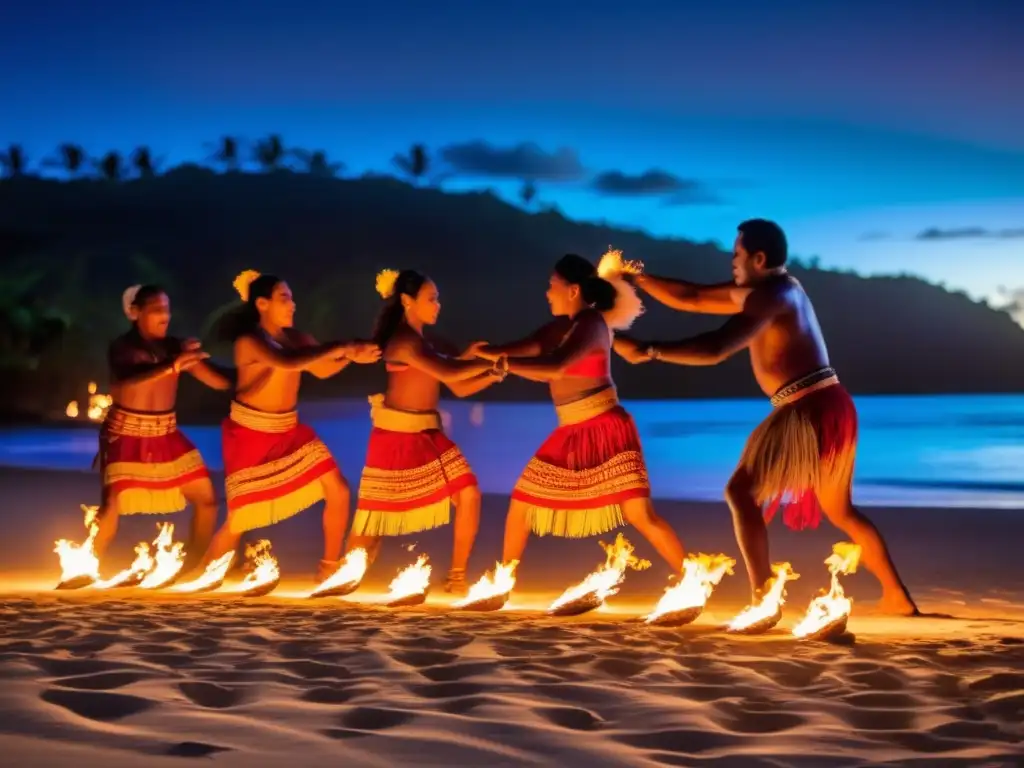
{"left": 385, "top": 554, "right": 431, "bottom": 603}
{"left": 548, "top": 534, "right": 650, "bottom": 613}
{"left": 53, "top": 504, "right": 101, "bottom": 585}
{"left": 727, "top": 563, "right": 799, "bottom": 632}
{"left": 137, "top": 523, "right": 186, "bottom": 588}
{"left": 644, "top": 553, "right": 736, "bottom": 624}
{"left": 93, "top": 541, "right": 154, "bottom": 589}
{"left": 172, "top": 550, "right": 235, "bottom": 593}
{"left": 66, "top": 382, "right": 113, "bottom": 422}
{"left": 792, "top": 542, "right": 862, "bottom": 639}
{"left": 309, "top": 548, "right": 369, "bottom": 597}
{"left": 452, "top": 561, "right": 518, "bottom": 608}
{"left": 228, "top": 540, "right": 280, "bottom": 594}
{"left": 597, "top": 248, "right": 644, "bottom": 279}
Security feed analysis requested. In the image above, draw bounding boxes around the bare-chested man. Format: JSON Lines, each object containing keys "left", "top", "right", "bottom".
{"left": 342, "top": 269, "right": 503, "bottom": 594}
{"left": 94, "top": 284, "right": 231, "bottom": 567}
{"left": 614, "top": 219, "right": 917, "bottom": 616}
{"left": 197, "top": 271, "right": 380, "bottom": 580}
{"left": 467, "top": 254, "right": 687, "bottom": 577}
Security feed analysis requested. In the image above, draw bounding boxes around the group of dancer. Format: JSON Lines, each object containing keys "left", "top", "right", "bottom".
{"left": 91, "top": 218, "right": 918, "bottom": 619}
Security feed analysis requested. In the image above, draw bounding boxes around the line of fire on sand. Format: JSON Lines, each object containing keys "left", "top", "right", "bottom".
{"left": 52, "top": 504, "right": 863, "bottom": 641}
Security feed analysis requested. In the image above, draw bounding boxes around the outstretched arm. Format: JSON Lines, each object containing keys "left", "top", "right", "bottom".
{"left": 617, "top": 286, "right": 784, "bottom": 366}
{"left": 235, "top": 334, "right": 344, "bottom": 373}
{"left": 392, "top": 335, "right": 497, "bottom": 383}
{"left": 187, "top": 360, "right": 233, "bottom": 390}
{"left": 108, "top": 339, "right": 207, "bottom": 386}
{"left": 505, "top": 314, "right": 603, "bottom": 383}
{"left": 634, "top": 274, "right": 749, "bottom": 315}
{"left": 447, "top": 372, "right": 501, "bottom": 398}
{"left": 462, "top": 319, "right": 569, "bottom": 361}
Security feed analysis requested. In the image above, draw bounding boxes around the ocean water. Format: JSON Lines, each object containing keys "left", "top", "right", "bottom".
{"left": 1, "top": 394, "right": 1023, "bottom": 509}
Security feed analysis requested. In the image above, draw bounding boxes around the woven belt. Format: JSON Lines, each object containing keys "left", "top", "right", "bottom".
{"left": 230, "top": 401, "right": 298, "bottom": 433}
{"left": 554, "top": 387, "right": 620, "bottom": 427}
{"left": 105, "top": 407, "right": 177, "bottom": 437}
{"left": 367, "top": 393, "right": 442, "bottom": 432}
{"left": 770, "top": 367, "right": 839, "bottom": 408}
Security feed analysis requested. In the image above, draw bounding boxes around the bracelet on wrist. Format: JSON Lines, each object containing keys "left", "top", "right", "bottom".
{"left": 646, "top": 345, "right": 661, "bottom": 361}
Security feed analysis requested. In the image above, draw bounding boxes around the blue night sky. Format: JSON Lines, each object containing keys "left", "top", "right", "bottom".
{"left": 2, "top": 0, "right": 1022, "bottom": 305}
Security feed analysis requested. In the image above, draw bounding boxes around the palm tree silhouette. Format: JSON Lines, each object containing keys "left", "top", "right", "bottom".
{"left": 254, "top": 135, "right": 287, "bottom": 172}
{"left": 520, "top": 179, "right": 537, "bottom": 208}
{"left": 42, "top": 144, "right": 87, "bottom": 178}
{"left": 292, "top": 149, "right": 344, "bottom": 177}
{"left": 0, "top": 144, "right": 28, "bottom": 178}
{"left": 131, "top": 147, "right": 162, "bottom": 178}
{"left": 96, "top": 151, "right": 125, "bottom": 181}
{"left": 206, "top": 136, "right": 242, "bottom": 172}
{"left": 391, "top": 143, "right": 429, "bottom": 185}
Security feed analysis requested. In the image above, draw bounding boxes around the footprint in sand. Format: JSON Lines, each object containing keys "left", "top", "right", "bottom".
{"left": 54, "top": 670, "right": 156, "bottom": 691}
{"left": 532, "top": 705, "right": 604, "bottom": 731}
{"left": 613, "top": 727, "right": 742, "bottom": 755}
{"left": 40, "top": 688, "right": 156, "bottom": 722}
{"left": 419, "top": 661, "right": 495, "bottom": 683}
{"left": 407, "top": 681, "right": 486, "bottom": 700}
{"left": 710, "top": 700, "right": 807, "bottom": 734}
{"left": 299, "top": 686, "right": 357, "bottom": 705}
{"left": 178, "top": 681, "right": 251, "bottom": 709}
{"left": 164, "top": 741, "right": 233, "bottom": 758}
{"left": 33, "top": 657, "right": 128, "bottom": 678}
{"left": 281, "top": 659, "right": 351, "bottom": 680}
{"left": 321, "top": 707, "right": 416, "bottom": 739}
{"left": 391, "top": 649, "right": 459, "bottom": 668}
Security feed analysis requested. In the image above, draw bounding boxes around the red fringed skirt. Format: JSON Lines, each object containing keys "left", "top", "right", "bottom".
{"left": 222, "top": 401, "right": 338, "bottom": 534}
{"left": 512, "top": 388, "right": 650, "bottom": 538}
{"left": 99, "top": 406, "right": 209, "bottom": 515}
{"left": 740, "top": 370, "right": 858, "bottom": 531}
{"left": 353, "top": 395, "right": 477, "bottom": 536}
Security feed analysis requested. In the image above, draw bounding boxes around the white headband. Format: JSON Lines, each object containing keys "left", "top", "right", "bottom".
{"left": 122, "top": 284, "right": 142, "bottom": 320}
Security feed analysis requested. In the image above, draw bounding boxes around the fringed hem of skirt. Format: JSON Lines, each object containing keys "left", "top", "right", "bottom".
{"left": 351, "top": 499, "right": 452, "bottom": 537}
{"left": 522, "top": 504, "right": 627, "bottom": 538}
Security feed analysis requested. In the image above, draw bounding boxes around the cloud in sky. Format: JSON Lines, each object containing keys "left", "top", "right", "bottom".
{"left": 915, "top": 226, "right": 1024, "bottom": 241}
{"left": 591, "top": 168, "right": 719, "bottom": 205}
{"left": 858, "top": 231, "right": 891, "bottom": 242}
{"left": 438, "top": 141, "right": 585, "bottom": 181}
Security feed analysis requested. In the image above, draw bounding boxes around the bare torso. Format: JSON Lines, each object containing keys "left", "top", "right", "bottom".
{"left": 110, "top": 333, "right": 183, "bottom": 412}
{"left": 542, "top": 313, "right": 616, "bottom": 406}
{"left": 234, "top": 329, "right": 309, "bottom": 413}
{"left": 747, "top": 275, "right": 830, "bottom": 396}
{"left": 383, "top": 330, "right": 448, "bottom": 412}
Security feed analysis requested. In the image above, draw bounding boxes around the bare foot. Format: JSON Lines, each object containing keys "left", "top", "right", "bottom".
{"left": 878, "top": 590, "right": 919, "bottom": 616}
{"left": 444, "top": 569, "right": 468, "bottom": 596}
{"left": 317, "top": 559, "right": 339, "bottom": 583}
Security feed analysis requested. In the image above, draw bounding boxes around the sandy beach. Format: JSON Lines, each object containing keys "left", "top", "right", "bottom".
{"left": 2, "top": 467, "right": 1023, "bottom": 766}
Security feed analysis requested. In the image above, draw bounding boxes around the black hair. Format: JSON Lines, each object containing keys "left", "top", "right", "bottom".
{"left": 737, "top": 219, "right": 788, "bottom": 268}
{"left": 372, "top": 269, "right": 430, "bottom": 348}
{"left": 132, "top": 284, "right": 167, "bottom": 309}
{"left": 553, "top": 253, "right": 616, "bottom": 312}
{"left": 213, "top": 273, "right": 283, "bottom": 342}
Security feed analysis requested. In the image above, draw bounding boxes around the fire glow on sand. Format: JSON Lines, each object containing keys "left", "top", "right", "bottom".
{"left": 547, "top": 534, "right": 650, "bottom": 616}
{"left": 453, "top": 560, "right": 518, "bottom": 611}
{"left": 792, "top": 542, "right": 863, "bottom": 641}
{"left": 171, "top": 550, "right": 235, "bottom": 594}
{"left": 644, "top": 553, "right": 736, "bottom": 627}
{"left": 308, "top": 548, "right": 369, "bottom": 598}
{"left": 384, "top": 554, "right": 431, "bottom": 607}
{"left": 727, "top": 562, "right": 800, "bottom": 634}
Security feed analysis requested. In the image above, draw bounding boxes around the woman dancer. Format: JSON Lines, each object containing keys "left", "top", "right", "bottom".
{"left": 345, "top": 269, "right": 505, "bottom": 594}
{"left": 198, "top": 271, "right": 380, "bottom": 580}
{"left": 467, "top": 254, "right": 686, "bottom": 574}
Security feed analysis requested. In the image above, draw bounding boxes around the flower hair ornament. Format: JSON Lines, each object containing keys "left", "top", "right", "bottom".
{"left": 233, "top": 270, "right": 262, "bottom": 302}
{"left": 122, "top": 284, "right": 142, "bottom": 320}
{"left": 375, "top": 268, "right": 400, "bottom": 299}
